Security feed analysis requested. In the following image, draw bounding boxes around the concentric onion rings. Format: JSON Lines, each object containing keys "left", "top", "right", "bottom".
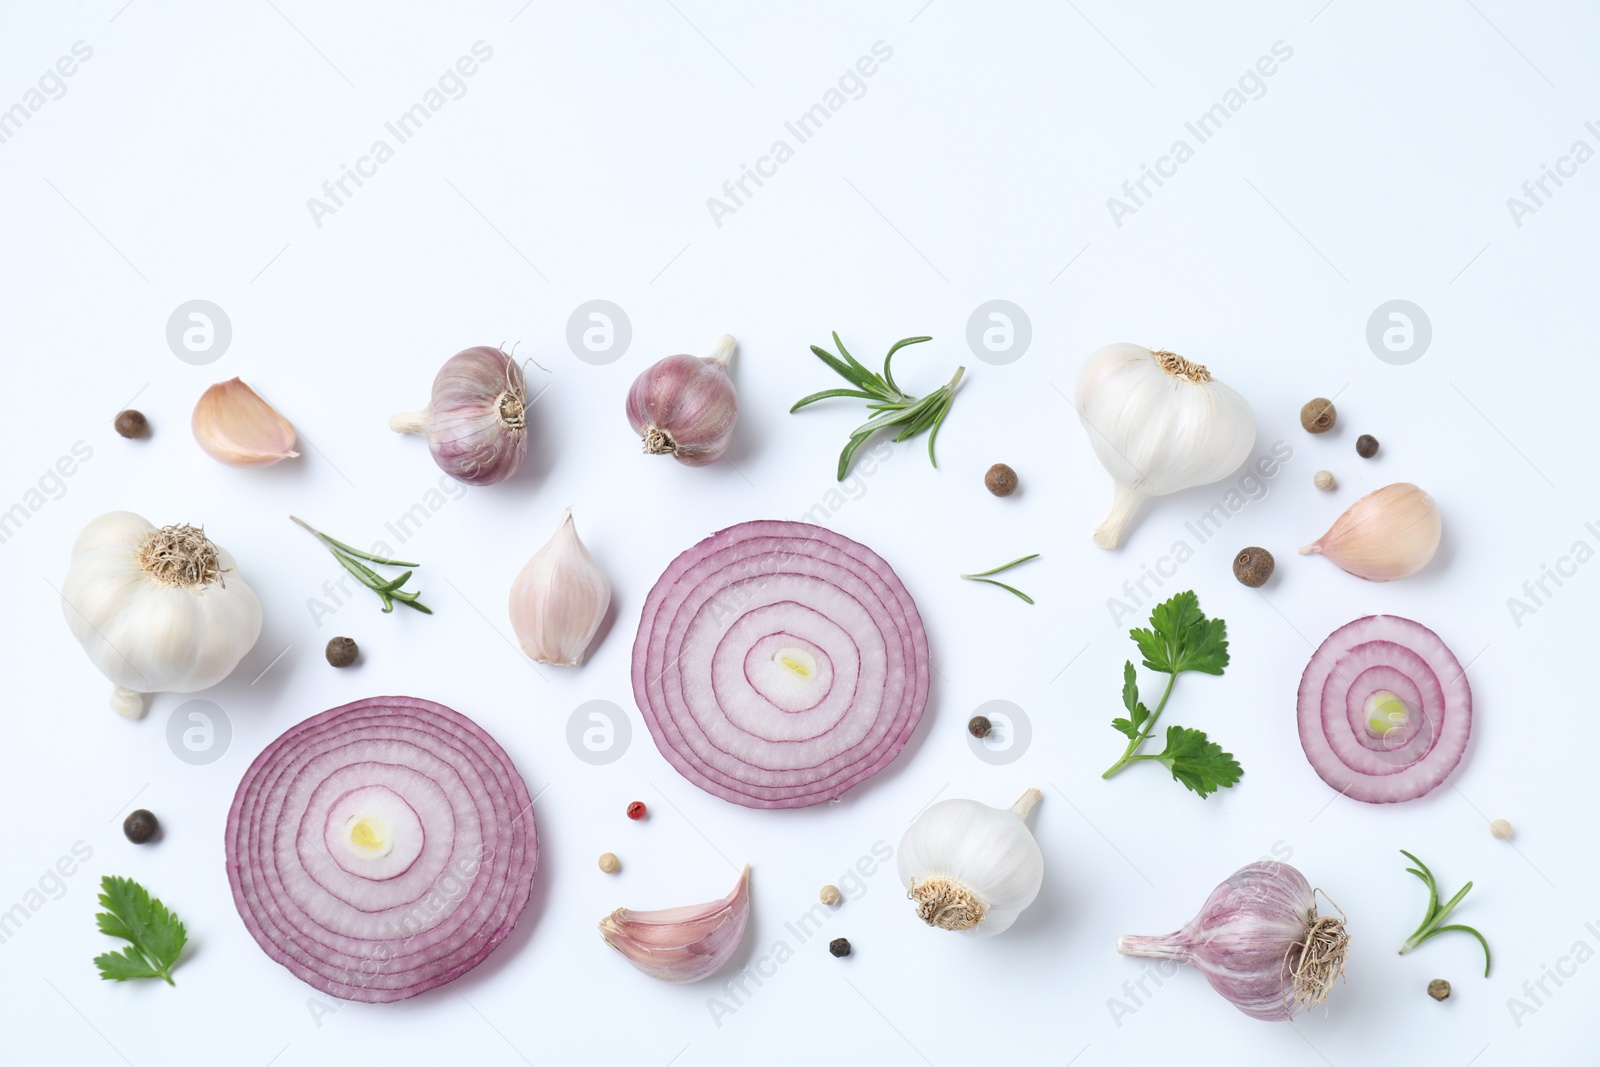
{"left": 225, "top": 696, "right": 538, "bottom": 1002}
{"left": 633, "top": 521, "right": 929, "bottom": 809}
{"left": 1296, "top": 616, "right": 1472, "bottom": 804}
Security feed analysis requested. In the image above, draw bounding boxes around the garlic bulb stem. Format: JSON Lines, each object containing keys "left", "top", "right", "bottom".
{"left": 707, "top": 334, "right": 736, "bottom": 367}
{"left": 1094, "top": 487, "right": 1146, "bottom": 551}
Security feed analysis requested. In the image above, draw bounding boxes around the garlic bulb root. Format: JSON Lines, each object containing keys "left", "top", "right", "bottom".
{"left": 909, "top": 877, "right": 987, "bottom": 931}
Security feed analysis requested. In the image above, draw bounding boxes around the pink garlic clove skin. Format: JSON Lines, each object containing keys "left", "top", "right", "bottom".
{"left": 391, "top": 347, "right": 529, "bottom": 486}
{"left": 1300, "top": 482, "right": 1441, "bottom": 582}
{"left": 625, "top": 336, "right": 738, "bottom": 467}
{"left": 598, "top": 866, "right": 750, "bottom": 982}
{"left": 1118, "top": 861, "right": 1343, "bottom": 1022}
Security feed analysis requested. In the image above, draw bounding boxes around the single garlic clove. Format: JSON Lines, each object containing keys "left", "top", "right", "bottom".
{"left": 598, "top": 866, "right": 750, "bottom": 982}
{"left": 508, "top": 508, "right": 611, "bottom": 665}
{"left": 1300, "top": 482, "right": 1441, "bottom": 582}
{"left": 192, "top": 378, "right": 299, "bottom": 467}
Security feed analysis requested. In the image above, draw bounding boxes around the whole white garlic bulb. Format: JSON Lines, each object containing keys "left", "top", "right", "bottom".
{"left": 61, "top": 512, "right": 263, "bottom": 718}
{"left": 1076, "top": 344, "right": 1256, "bottom": 549}
{"left": 508, "top": 508, "right": 610, "bottom": 666}
{"left": 897, "top": 788, "right": 1044, "bottom": 937}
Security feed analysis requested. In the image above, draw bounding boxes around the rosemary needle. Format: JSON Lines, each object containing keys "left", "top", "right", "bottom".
{"left": 290, "top": 516, "right": 433, "bottom": 615}
{"left": 961, "top": 553, "right": 1040, "bottom": 604}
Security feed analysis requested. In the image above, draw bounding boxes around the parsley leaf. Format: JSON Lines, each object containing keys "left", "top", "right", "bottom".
{"left": 1156, "top": 726, "right": 1243, "bottom": 798}
{"left": 1111, "top": 662, "right": 1150, "bottom": 739}
{"left": 1102, "top": 591, "right": 1240, "bottom": 798}
{"left": 93, "top": 876, "right": 187, "bottom": 985}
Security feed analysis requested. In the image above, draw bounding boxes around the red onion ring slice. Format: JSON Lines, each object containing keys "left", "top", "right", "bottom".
{"left": 633, "top": 521, "right": 929, "bottom": 809}
{"left": 226, "top": 696, "right": 538, "bottom": 1002}
{"left": 1297, "top": 616, "right": 1471, "bottom": 803}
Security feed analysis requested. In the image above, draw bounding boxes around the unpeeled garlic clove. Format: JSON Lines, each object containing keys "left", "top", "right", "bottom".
{"left": 508, "top": 508, "right": 610, "bottom": 665}
{"left": 192, "top": 378, "right": 299, "bottom": 467}
{"left": 1301, "top": 482, "right": 1441, "bottom": 582}
{"left": 599, "top": 866, "right": 750, "bottom": 982}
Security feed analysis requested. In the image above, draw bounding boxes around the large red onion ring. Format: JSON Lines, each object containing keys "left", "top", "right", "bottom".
{"left": 633, "top": 520, "right": 929, "bottom": 809}
{"left": 225, "top": 696, "right": 538, "bottom": 1002}
{"left": 1297, "top": 616, "right": 1472, "bottom": 804}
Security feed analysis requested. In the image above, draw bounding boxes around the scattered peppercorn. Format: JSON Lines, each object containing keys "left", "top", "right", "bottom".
{"left": 819, "top": 884, "right": 842, "bottom": 906}
{"left": 626, "top": 801, "right": 647, "bottom": 820}
{"left": 1356, "top": 434, "right": 1379, "bottom": 458}
{"left": 828, "top": 937, "right": 852, "bottom": 958}
{"left": 114, "top": 409, "right": 149, "bottom": 438}
{"left": 1232, "top": 547, "right": 1275, "bottom": 588}
{"left": 123, "top": 809, "right": 159, "bottom": 844}
{"left": 1490, "top": 818, "right": 1513, "bottom": 840}
{"left": 1299, "top": 398, "right": 1337, "bottom": 434}
{"left": 598, "top": 852, "right": 620, "bottom": 874}
{"left": 1313, "top": 469, "right": 1335, "bottom": 491}
{"left": 1428, "top": 978, "right": 1451, "bottom": 1001}
{"left": 968, "top": 715, "right": 992, "bottom": 739}
{"left": 325, "top": 636, "right": 358, "bottom": 667}
{"left": 984, "top": 463, "right": 1018, "bottom": 497}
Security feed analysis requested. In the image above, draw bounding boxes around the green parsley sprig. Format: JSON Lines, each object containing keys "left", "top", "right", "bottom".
{"left": 790, "top": 332, "right": 964, "bottom": 481}
{"left": 1102, "top": 590, "right": 1241, "bottom": 798}
{"left": 93, "top": 875, "right": 188, "bottom": 985}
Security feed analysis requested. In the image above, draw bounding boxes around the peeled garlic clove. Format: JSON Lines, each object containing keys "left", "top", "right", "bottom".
{"left": 392, "top": 346, "right": 530, "bottom": 486}
{"left": 1301, "top": 482, "right": 1441, "bottom": 582}
{"left": 192, "top": 378, "right": 299, "bottom": 467}
{"left": 508, "top": 508, "right": 610, "bottom": 665}
{"left": 897, "top": 788, "right": 1044, "bottom": 937}
{"left": 625, "top": 335, "right": 738, "bottom": 467}
{"left": 599, "top": 866, "right": 750, "bottom": 982}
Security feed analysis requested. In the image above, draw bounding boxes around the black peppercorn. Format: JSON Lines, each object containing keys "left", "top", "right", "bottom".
{"left": 1356, "top": 434, "right": 1379, "bottom": 458}
{"left": 828, "top": 937, "right": 851, "bottom": 957}
{"left": 968, "top": 715, "right": 992, "bottom": 739}
{"left": 123, "top": 809, "right": 159, "bottom": 844}
{"left": 984, "top": 463, "right": 1018, "bottom": 497}
{"left": 1299, "top": 398, "right": 1336, "bottom": 434}
{"left": 1232, "top": 547, "right": 1275, "bottom": 588}
{"left": 114, "top": 410, "right": 149, "bottom": 438}
{"left": 325, "top": 636, "right": 359, "bottom": 667}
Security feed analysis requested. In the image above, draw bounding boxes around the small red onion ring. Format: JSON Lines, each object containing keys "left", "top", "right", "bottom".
{"left": 1297, "top": 616, "right": 1471, "bottom": 803}
{"left": 633, "top": 521, "right": 929, "bottom": 809}
{"left": 225, "top": 696, "right": 538, "bottom": 1002}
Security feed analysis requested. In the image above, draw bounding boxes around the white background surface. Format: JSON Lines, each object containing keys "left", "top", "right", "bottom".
{"left": 1, "top": 2, "right": 1596, "bottom": 1065}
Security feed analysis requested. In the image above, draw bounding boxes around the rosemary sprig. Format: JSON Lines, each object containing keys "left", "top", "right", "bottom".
{"left": 960, "top": 553, "right": 1040, "bottom": 604}
{"left": 1398, "top": 850, "right": 1490, "bottom": 976}
{"left": 790, "top": 332, "right": 965, "bottom": 480}
{"left": 290, "top": 516, "right": 433, "bottom": 615}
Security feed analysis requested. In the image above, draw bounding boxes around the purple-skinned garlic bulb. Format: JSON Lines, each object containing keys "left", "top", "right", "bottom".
{"left": 1117, "top": 861, "right": 1350, "bottom": 1021}
{"left": 626, "top": 335, "right": 738, "bottom": 467}
{"left": 391, "top": 346, "right": 530, "bottom": 485}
